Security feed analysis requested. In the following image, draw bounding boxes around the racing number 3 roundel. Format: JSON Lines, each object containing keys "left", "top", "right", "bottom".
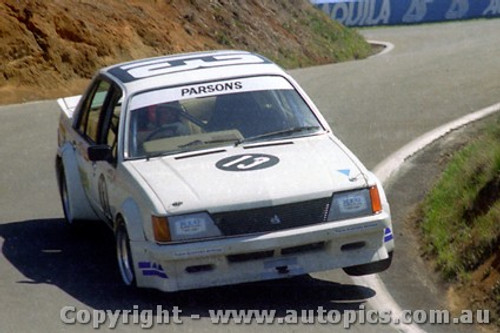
{"left": 216, "top": 154, "right": 279, "bottom": 171}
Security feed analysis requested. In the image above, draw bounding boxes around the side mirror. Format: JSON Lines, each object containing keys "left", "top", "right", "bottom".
{"left": 88, "top": 145, "right": 113, "bottom": 162}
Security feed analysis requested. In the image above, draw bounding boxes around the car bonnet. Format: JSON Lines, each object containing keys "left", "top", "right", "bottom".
{"left": 129, "top": 135, "right": 368, "bottom": 215}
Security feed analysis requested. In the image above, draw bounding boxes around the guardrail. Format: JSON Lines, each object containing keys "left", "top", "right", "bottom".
{"left": 311, "top": 0, "right": 500, "bottom": 26}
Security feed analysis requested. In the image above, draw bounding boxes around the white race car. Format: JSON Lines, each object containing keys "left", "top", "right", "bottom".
{"left": 56, "top": 50, "right": 394, "bottom": 292}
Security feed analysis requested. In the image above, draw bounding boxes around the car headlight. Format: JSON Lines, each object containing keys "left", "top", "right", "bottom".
{"left": 327, "top": 186, "right": 382, "bottom": 221}
{"left": 152, "top": 212, "right": 222, "bottom": 243}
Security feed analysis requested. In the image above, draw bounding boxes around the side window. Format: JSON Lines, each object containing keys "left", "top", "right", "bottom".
{"left": 76, "top": 80, "right": 111, "bottom": 143}
{"left": 102, "top": 90, "right": 122, "bottom": 161}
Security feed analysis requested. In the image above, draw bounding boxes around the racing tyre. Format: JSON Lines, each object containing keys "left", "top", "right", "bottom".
{"left": 116, "top": 222, "right": 136, "bottom": 287}
{"left": 59, "top": 169, "right": 80, "bottom": 227}
{"left": 343, "top": 251, "right": 393, "bottom": 276}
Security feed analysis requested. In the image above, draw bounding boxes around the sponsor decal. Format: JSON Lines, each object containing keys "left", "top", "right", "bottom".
{"left": 384, "top": 227, "right": 393, "bottom": 242}
{"left": 138, "top": 262, "right": 168, "bottom": 279}
{"left": 337, "top": 169, "right": 351, "bottom": 177}
{"left": 181, "top": 81, "right": 242, "bottom": 97}
{"left": 313, "top": 0, "right": 500, "bottom": 27}
{"left": 129, "top": 76, "right": 293, "bottom": 110}
{"left": 337, "top": 168, "right": 361, "bottom": 182}
{"left": 173, "top": 248, "right": 223, "bottom": 258}
{"left": 334, "top": 222, "right": 379, "bottom": 234}
{"left": 216, "top": 154, "right": 279, "bottom": 171}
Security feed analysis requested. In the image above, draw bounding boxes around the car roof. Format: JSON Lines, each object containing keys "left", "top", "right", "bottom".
{"left": 101, "top": 50, "right": 289, "bottom": 95}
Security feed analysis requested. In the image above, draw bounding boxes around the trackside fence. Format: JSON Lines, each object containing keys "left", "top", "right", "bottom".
{"left": 310, "top": 0, "right": 500, "bottom": 26}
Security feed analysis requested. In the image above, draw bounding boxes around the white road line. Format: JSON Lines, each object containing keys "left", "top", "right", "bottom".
{"left": 352, "top": 102, "right": 500, "bottom": 333}
{"left": 352, "top": 273, "right": 427, "bottom": 333}
{"left": 374, "top": 102, "right": 500, "bottom": 184}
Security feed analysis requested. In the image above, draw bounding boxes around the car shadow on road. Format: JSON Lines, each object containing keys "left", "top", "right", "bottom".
{"left": 0, "top": 218, "right": 376, "bottom": 317}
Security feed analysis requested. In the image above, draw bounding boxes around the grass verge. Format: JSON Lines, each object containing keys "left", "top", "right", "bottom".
{"left": 259, "top": 7, "right": 372, "bottom": 69}
{"left": 418, "top": 116, "right": 500, "bottom": 325}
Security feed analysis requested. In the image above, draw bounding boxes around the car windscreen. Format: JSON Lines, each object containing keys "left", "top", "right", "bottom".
{"left": 126, "top": 76, "right": 324, "bottom": 159}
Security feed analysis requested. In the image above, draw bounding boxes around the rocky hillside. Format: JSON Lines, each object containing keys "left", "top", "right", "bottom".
{"left": 0, "top": 0, "right": 371, "bottom": 105}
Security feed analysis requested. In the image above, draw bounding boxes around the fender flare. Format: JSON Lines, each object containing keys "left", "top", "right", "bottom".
{"left": 115, "top": 198, "right": 148, "bottom": 289}
{"left": 118, "top": 198, "right": 146, "bottom": 242}
{"left": 58, "top": 143, "right": 99, "bottom": 221}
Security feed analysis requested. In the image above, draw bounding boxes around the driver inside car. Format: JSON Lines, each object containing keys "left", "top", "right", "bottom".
{"left": 153, "top": 103, "right": 190, "bottom": 137}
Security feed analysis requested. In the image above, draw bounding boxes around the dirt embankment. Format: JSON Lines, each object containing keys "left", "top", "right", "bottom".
{"left": 0, "top": 0, "right": 371, "bottom": 105}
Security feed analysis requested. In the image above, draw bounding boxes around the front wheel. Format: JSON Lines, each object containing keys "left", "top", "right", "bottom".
{"left": 59, "top": 169, "right": 79, "bottom": 227}
{"left": 116, "top": 222, "right": 136, "bottom": 287}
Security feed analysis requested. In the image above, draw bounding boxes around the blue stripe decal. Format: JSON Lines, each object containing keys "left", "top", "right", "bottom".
{"left": 384, "top": 228, "right": 393, "bottom": 242}
{"left": 143, "top": 270, "right": 168, "bottom": 279}
{"left": 138, "top": 262, "right": 151, "bottom": 269}
{"left": 138, "top": 261, "right": 168, "bottom": 279}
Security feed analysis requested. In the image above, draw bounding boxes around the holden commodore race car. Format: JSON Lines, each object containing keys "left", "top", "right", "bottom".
{"left": 55, "top": 50, "right": 394, "bottom": 292}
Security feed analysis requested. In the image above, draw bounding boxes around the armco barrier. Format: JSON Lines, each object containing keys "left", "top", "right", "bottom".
{"left": 311, "top": 0, "right": 500, "bottom": 26}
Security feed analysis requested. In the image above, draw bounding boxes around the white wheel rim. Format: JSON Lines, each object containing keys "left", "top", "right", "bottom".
{"left": 116, "top": 226, "right": 135, "bottom": 286}
{"left": 61, "top": 179, "right": 74, "bottom": 223}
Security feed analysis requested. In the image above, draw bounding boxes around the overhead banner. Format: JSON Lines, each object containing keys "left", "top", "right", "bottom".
{"left": 311, "top": 0, "right": 500, "bottom": 26}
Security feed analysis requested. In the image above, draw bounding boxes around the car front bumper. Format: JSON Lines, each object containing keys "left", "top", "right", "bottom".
{"left": 131, "top": 212, "right": 394, "bottom": 292}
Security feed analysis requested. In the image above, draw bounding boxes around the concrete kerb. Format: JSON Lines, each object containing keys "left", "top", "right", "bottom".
{"left": 367, "top": 40, "right": 395, "bottom": 58}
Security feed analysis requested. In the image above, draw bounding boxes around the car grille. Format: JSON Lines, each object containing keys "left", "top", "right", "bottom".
{"left": 212, "top": 197, "right": 331, "bottom": 236}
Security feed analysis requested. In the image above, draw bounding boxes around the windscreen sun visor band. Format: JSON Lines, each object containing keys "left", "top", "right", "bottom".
{"left": 129, "top": 76, "right": 294, "bottom": 111}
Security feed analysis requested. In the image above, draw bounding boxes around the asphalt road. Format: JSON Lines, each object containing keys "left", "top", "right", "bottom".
{"left": 1, "top": 19, "right": 500, "bottom": 333}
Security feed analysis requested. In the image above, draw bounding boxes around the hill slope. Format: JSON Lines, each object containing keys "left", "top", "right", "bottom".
{"left": 0, "top": 0, "right": 371, "bottom": 105}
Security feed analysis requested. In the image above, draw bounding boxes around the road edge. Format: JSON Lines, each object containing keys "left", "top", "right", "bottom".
{"left": 374, "top": 102, "right": 500, "bottom": 184}
{"left": 352, "top": 102, "right": 500, "bottom": 333}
